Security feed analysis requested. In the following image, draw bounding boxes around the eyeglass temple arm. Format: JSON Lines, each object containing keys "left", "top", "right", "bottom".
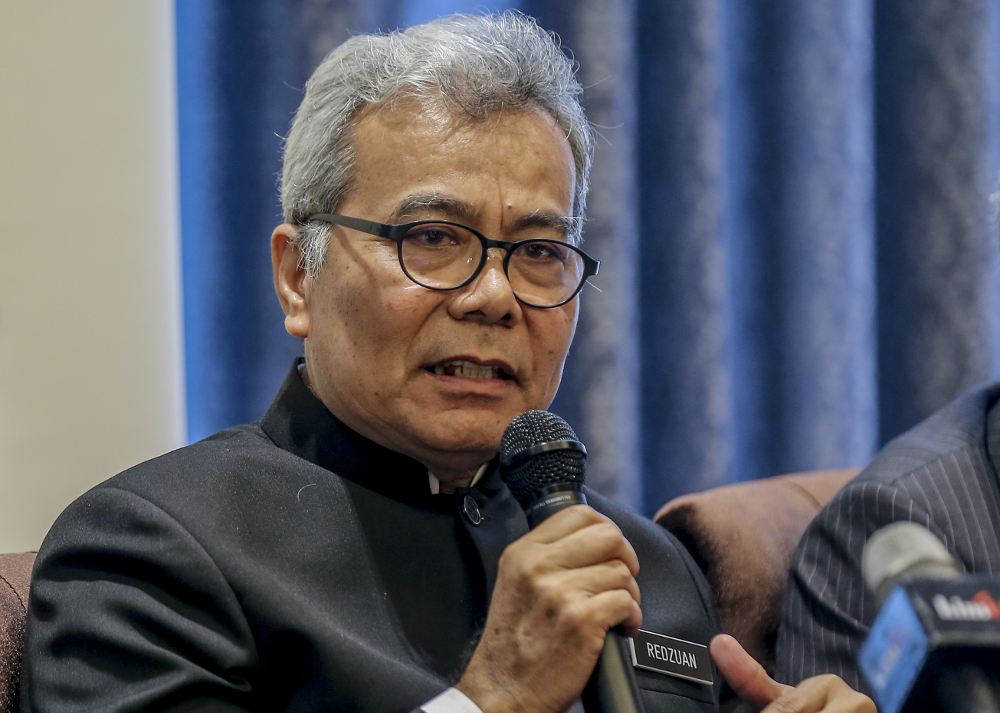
{"left": 307, "top": 213, "right": 394, "bottom": 239}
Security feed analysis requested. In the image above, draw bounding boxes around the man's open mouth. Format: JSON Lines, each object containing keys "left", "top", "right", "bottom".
{"left": 426, "top": 360, "right": 514, "bottom": 380}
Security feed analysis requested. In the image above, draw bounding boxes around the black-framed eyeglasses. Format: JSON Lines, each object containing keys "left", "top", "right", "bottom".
{"left": 306, "top": 213, "right": 600, "bottom": 308}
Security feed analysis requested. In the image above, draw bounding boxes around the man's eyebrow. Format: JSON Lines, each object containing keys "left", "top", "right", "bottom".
{"left": 388, "top": 194, "right": 476, "bottom": 224}
{"left": 388, "top": 195, "right": 582, "bottom": 243}
{"left": 513, "top": 211, "right": 583, "bottom": 243}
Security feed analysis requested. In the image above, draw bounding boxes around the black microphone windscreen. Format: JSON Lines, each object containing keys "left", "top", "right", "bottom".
{"left": 499, "top": 410, "right": 586, "bottom": 501}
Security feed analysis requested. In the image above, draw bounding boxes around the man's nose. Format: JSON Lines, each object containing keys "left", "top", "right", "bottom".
{"left": 484, "top": 246, "right": 508, "bottom": 267}
{"left": 447, "top": 248, "right": 522, "bottom": 324}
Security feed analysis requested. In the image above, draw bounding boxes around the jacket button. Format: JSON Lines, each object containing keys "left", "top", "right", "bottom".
{"left": 462, "top": 495, "right": 482, "bottom": 525}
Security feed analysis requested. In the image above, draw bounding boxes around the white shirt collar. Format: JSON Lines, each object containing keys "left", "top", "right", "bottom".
{"left": 428, "top": 462, "right": 490, "bottom": 495}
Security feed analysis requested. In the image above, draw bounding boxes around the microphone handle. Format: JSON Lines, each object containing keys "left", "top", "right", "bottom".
{"left": 523, "top": 482, "right": 587, "bottom": 527}
{"left": 520, "top": 484, "right": 646, "bottom": 713}
{"left": 583, "top": 628, "right": 645, "bottom": 713}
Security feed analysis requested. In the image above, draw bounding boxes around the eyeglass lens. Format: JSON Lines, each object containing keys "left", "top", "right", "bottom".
{"left": 399, "top": 223, "right": 585, "bottom": 306}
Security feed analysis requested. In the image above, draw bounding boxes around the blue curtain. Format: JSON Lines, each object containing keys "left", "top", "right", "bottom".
{"left": 176, "top": 0, "right": 1000, "bottom": 516}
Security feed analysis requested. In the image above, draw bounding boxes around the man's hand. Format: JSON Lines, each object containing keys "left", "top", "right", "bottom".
{"left": 457, "top": 505, "right": 641, "bottom": 713}
{"left": 711, "top": 634, "right": 876, "bottom": 713}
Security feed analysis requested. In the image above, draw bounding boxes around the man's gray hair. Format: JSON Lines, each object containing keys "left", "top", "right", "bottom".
{"left": 280, "top": 12, "right": 594, "bottom": 276}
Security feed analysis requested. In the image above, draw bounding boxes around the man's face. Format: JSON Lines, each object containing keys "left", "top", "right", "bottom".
{"left": 274, "top": 101, "right": 580, "bottom": 483}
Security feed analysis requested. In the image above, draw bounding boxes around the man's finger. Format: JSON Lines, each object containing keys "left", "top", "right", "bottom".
{"left": 551, "top": 521, "right": 640, "bottom": 574}
{"left": 545, "top": 560, "right": 642, "bottom": 605}
{"left": 759, "top": 674, "right": 877, "bottom": 713}
{"left": 525, "top": 504, "right": 608, "bottom": 543}
{"left": 711, "top": 634, "right": 791, "bottom": 710}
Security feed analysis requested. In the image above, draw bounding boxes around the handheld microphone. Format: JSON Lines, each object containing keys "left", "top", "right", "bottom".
{"left": 858, "top": 522, "right": 1000, "bottom": 713}
{"left": 500, "top": 411, "right": 645, "bottom": 713}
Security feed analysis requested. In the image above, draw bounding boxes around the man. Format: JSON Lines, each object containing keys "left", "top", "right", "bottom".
{"left": 23, "top": 13, "right": 869, "bottom": 713}
{"left": 775, "top": 382, "right": 1000, "bottom": 694}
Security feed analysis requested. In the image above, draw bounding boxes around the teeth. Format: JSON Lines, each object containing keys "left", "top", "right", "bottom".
{"left": 432, "top": 360, "right": 502, "bottom": 379}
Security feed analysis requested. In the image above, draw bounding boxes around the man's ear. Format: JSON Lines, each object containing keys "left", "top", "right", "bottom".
{"left": 272, "top": 224, "right": 311, "bottom": 338}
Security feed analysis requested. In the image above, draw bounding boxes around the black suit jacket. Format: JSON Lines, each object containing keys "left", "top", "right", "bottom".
{"left": 775, "top": 382, "right": 1000, "bottom": 693}
{"left": 23, "top": 363, "right": 727, "bottom": 712}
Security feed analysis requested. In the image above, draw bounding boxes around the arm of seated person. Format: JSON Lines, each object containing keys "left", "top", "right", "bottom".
{"left": 22, "top": 486, "right": 258, "bottom": 712}
{"left": 774, "top": 481, "right": 944, "bottom": 694}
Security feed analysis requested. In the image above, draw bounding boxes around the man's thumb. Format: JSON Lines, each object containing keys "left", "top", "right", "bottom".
{"left": 710, "top": 634, "right": 791, "bottom": 711}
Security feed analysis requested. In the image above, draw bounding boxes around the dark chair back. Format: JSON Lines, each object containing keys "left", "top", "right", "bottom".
{"left": 0, "top": 552, "right": 36, "bottom": 713}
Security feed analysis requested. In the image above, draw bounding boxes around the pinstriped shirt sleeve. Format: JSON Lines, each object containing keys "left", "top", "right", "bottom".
{"left": 774, "top": 480, "right": 937, "bottom": 694}
{"left": 774, "top": 383, "right": 1000, "bottom": 693}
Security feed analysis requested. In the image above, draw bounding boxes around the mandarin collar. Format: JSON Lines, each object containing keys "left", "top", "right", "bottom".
{"left": 260, "top": 359, "right": 504, "bottom": 505}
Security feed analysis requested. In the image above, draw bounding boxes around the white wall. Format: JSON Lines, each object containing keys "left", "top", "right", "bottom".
{"left": 0, "top": 1, "right": 184, "bottom": 552}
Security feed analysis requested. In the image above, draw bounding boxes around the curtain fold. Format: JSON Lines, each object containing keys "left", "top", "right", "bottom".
{"left": 635, "top": 0, "right": 730, "bottom": 513}
{"left": 726, "top": 0, "right": 877, "bottom": 491}
{"left": 874, "top": 0, "right": 1000, "bottom": 445}
{"left": 176, "top": 0, "right": 309, "bottom": 440}
{"left": 176, "top": 0, "right": 1000, "bottom": 515}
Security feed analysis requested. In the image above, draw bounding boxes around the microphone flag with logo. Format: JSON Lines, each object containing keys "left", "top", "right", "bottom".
{"left": 858, "top": 522, "right": 1000, "bottom": 713}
